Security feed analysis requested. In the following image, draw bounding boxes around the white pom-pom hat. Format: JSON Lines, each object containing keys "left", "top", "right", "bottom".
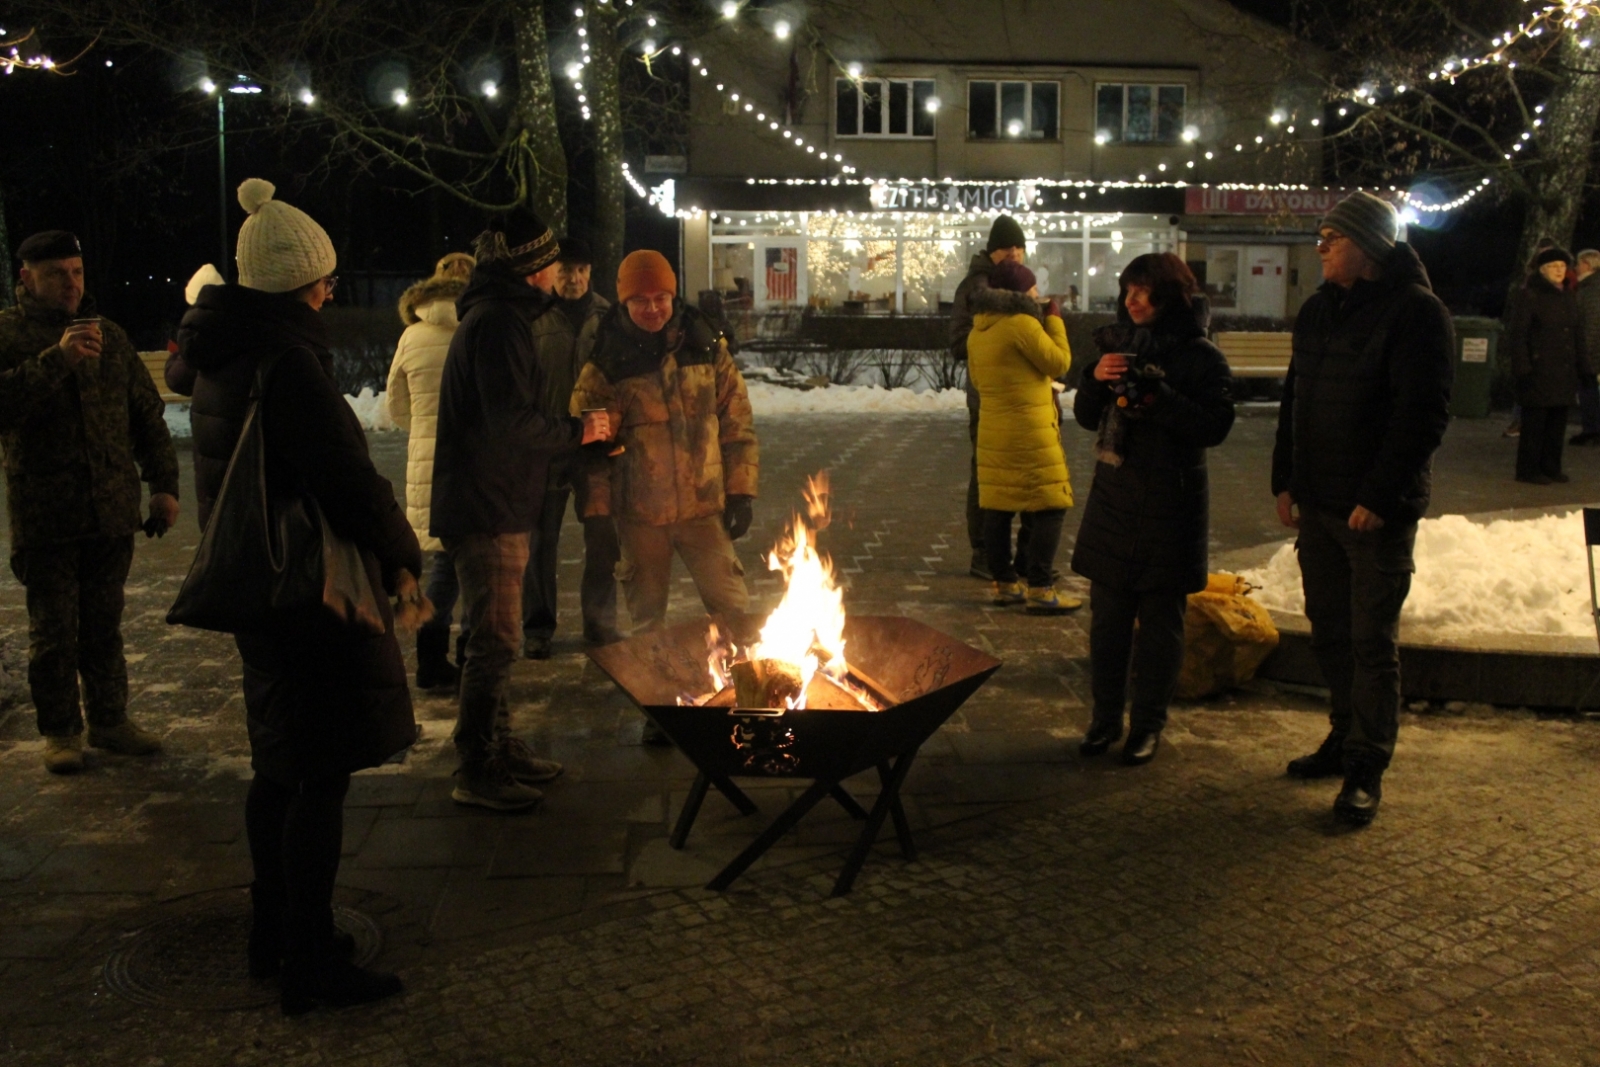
{"left": 233, "top": 178, "right": 336, "bottom": 294}
{"left": 184, "top": 263, "right": 225, "bottom": 306}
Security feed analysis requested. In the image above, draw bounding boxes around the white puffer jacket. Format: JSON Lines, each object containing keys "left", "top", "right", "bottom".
{"left": 386, "top": 277, "right": 465, "bottom": 552}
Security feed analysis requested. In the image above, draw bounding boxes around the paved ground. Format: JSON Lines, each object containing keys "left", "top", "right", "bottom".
{"left": 3, "top": 405, "right": 1600, "bottom": 1065}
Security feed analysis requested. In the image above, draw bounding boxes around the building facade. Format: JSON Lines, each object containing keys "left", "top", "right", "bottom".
{"left": 660, "top": 0, "right": 1333, "bottom": 321}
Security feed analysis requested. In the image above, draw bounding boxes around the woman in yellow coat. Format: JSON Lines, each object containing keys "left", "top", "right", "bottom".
{"left": 965, "top": 259, "right": 1079, "bottom": 614}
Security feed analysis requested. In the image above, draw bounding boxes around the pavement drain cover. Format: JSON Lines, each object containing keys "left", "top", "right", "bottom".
{"left": 104, "top": 900, "right": 382, "bottom": 1010}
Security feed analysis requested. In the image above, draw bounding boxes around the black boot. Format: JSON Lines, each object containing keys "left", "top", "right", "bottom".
{"left": 1287, "top": 729, "right": 1346, "bottom": 780}
{"left": 1078, "top": 716, "right": 1123, "bottom": 757}
{"left": 1333, "top": 762, "right": 1383, "bottom": 827}
{"left": 249, "top": 887, "right": 356, "bottom": 980}
{"left": 1121, "top": 728, "right": 1162, "bottom": 766}
{"left": 281, "top": 956, "right": 404, "bottom": 1016}
{"left": 415, "top": 629, "right": 458, "bottom": 691}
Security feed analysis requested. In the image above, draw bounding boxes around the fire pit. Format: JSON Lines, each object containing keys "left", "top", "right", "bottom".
{"left": 586, "top": 475, "right": 1001, "bottom": 896}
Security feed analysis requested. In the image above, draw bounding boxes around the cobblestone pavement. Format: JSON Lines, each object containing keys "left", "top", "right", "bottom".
{"left": 3, "top": 409, "right": 1600, "bottom": 1065}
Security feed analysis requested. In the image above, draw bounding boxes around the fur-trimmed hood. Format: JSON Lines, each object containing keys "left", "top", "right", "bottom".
{"left": 399, "top": 275, "right": 467, "bottom": 325}
{"left": 969, "top": 285, "right": 1043, "bottom": 322}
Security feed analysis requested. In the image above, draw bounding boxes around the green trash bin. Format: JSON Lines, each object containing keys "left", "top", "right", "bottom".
{"left": 1450, "top": 316, "right": 1500, "bottom": 418}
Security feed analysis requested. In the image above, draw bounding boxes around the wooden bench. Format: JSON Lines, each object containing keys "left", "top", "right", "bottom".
{"left": 1214, "top": 332, "right": 1292, "bottom": 379}
{"left": 139, "top": 351, "right": 184, "bottom": 403}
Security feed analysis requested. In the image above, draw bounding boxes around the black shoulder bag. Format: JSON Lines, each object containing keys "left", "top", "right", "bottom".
{"left": 167, "top": 350, "right": 386, "bottom": 635}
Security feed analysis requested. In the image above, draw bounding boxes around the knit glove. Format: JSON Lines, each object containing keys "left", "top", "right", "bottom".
{"left": 723, "top": 495, "right": 754, "bottom": 540}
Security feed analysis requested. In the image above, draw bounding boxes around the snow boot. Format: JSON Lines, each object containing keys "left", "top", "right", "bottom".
{"left": 1286, "top": 730, "right": 1346, "bottom": 780}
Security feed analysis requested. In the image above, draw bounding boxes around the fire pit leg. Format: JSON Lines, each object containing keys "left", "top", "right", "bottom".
{"left": 671, "top": 772, "right": 759, "bottom": 851}
{"left": 877, "top": 760, "right": 917, "bottom": 862}
{"left": 706, "top": 777, "right": 836, "bottom": 892}
{"left": 832, "top": 750, "right": 918, "bottom": 897}
{"left": 828, "top": 785, "right": 869, "bottom": 820}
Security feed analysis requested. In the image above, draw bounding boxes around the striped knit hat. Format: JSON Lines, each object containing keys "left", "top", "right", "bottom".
{"left": 472, "top": 215, "right": 559, "bottom": 276}
{"left": 1321, "top": 192, "right": 1399, "bottom": 265}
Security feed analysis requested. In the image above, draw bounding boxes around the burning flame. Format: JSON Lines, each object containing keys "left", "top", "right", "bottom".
{"left": 706, "top": 472, "right": 862, "bottom": 710}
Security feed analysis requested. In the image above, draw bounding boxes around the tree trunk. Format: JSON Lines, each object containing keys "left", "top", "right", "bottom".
{"left": 0, "top": 181, "right": 12, "bottom": 308}
{"left": 1510, "top": 30, "right": 1600, "bottom": 298}
{"left": 588, "top": 1, "right": 626, "bottom": 300}
{"left": 512, "top": 0, "right": 567, "bottom": 231}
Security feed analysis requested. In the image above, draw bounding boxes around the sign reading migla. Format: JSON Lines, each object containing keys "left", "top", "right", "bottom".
{"left": 870, "top": 181, "right": 1039, "bottom": 212}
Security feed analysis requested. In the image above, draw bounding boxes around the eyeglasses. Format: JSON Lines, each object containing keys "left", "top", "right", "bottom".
{"left": 321, "top": 275, "right": 339, "bottom": 292}
{"left": 1315, "top": 233, "right": 1349, "bottom": 250}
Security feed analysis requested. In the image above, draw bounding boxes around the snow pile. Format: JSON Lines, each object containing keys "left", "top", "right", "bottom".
{"left": 1243, "top": 511, "right": 1594, "bottom": 638}
{"left": 746, "top": 381, "right": 967, "bottom": 415}
{"left": 164, "top": 404, "right": 192, "bottom": 440}
{"left": 346, "top": 388, "right": 397, "bottom": 432}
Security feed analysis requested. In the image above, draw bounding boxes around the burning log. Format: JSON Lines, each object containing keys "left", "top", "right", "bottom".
{"left": 732, "top": 658, "right": 805, "bottom": 709}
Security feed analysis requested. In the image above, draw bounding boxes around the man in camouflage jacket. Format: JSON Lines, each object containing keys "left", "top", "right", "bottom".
{"left": 0, "top": 231, "right": 180, "bottom": 773}
{"left": 571, "top": 250, "right": 758, "bottom": 635}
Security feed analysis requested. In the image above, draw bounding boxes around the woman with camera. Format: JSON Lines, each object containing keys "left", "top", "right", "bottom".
{"left": 965, "top": 258, "right": 1079, "bottom": 613}
{"left": 1071, "top": 253, "right": 1234, "bottom": 765}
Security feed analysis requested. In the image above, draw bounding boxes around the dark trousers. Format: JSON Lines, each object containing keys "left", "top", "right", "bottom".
{"left": 522, "top": 487, "right": 571, "bottom": 642}
{"left": 1297, "top": 507, "right": 1416, "bottom": 770}
{"left": 447, "top": 532, "right": 529, "bottom": 763}
{"left": 245, "top": 773, "right": 350, "bottom": 969}
{"left": 966, "top": 390, "right": 983, "bottom": 552}
{"left": 418, "top": 548, "right": 460, "bottom": 640}
{"left": 983, "top": 508, "right": 1064, "bottom": 588}
{"left": 1088, "top": 582, "right": 1189, "bottom": 733}
{"left": 581, "top": 514, "right": 622, "bottom": 640}
{"left": 1579, "top": 379, "right": 1600, "bottom": 435}
{"left": 12, "top": 534, "right": 134, "bottom": 738}
{"left": 1517, "top": 405, "right": 1568, "bottom": 479}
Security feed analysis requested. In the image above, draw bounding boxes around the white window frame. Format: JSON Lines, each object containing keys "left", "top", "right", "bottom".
{"left": 1094, "top": 82, "right": 1188, "bottom": 145}
{"left": 834, "top": 76, "right": 937, "bottom": 139}
{"left": 966, "top": 79, "right": 1060, "bottom": 141}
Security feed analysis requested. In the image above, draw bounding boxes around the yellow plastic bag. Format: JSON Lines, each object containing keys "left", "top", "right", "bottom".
{"left": 1175, "top": 573, "right": 1280, "bottom": 699}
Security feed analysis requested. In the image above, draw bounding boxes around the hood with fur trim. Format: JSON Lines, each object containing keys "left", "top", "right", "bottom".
{"left": 399, "top": 275, "right": 468, "bottom": 325}
{"left": 969, "top": 285, "right": 1044, "bottom": 323}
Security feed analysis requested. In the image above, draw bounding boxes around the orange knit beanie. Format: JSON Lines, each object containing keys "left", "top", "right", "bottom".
{"left": 616, "top": 249, "right": 677, "bottom": 303}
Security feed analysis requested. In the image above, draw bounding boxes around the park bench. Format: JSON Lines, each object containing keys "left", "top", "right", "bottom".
{"left": 139, "top": 351, "right": 183, "bottom": 403}
{"left": 1214, "top": 331, "right": 1293, "bottom": 379}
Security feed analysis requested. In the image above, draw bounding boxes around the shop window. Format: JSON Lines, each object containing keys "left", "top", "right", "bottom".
{"left": 835, "top": 77, "right": 936, "bottom": 138}
{"left": 967, "top": 80, "right": 1058, "bottom": 140}
{"left": 1095, "top": 83, "right": 1186, "bottom": 144}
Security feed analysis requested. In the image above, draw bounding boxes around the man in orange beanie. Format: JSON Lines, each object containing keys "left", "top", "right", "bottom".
{"left": 571, "top": 250, "right": 758, "bottom": 659}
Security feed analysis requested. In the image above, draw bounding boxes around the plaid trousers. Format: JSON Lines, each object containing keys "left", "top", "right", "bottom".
{"left": 445, "top": 532, "right": 529, "bottom": 763}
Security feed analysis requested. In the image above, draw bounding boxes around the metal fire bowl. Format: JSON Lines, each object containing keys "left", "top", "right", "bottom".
{"left": 587, "top": 615, "right": 1002, "bottom": 783}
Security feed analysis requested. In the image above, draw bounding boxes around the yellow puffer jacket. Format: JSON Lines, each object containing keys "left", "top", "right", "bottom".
{"left": 966, "top": 287, "right": 1073, "bottom": 512}
{"left": 386, "top": 277, "right": 464, "bottom": 552}
{"left": 571, "top": 303, "right": 758, "bottom": 525}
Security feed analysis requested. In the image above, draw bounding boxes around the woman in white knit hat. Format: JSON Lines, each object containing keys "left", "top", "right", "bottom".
{"left": 170, "top": 178, "right": 419, "bottom": 1014}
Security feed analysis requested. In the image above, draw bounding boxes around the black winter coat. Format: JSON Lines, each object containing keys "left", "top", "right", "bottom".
{"left": 1271, "top": 243, "right": 1454, "bottom": 525}
{"left": 171, "top": 284, "right": 421, "bottom": 785}
{"left": 1504, "top": 275, "right": 1591, "bottom": 408}
{"left": 1071, "top": 302, "right": 1235, "bottom": 594}
{"left": 429, "top": 263, "right": 582, "bottom": 538}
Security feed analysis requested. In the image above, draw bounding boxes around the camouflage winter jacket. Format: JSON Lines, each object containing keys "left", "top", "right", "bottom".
{"left": 571, "top": 302, "right": 758, "bottom": 525}
{"left": 0, "top": 289, "right": 179, "bottom": 553}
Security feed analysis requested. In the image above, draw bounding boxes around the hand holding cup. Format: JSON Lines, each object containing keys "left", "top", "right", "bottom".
{"left": 60, "top": 318, "right": 103, "bottom": 366}
{"left": 1094, "top": 354, "right": 1130, "bottom": 382}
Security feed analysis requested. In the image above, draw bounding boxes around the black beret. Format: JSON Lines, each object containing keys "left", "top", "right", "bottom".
{"left": 17, "top": 230, "right": 82, "bottom": 263}
{"left": 558, "top": 236, "right": 593, "bottom": 264}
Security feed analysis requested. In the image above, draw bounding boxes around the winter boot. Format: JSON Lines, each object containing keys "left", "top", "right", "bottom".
{"left": 1333, "top": 762, "right": 1384, "bottom": 827}
{"left": 280, "top": 956, "right": 404, "bottom": 1016}
{"left": 496, "top": 736, "right": 564, "bottom": 784}
{"left": 249, "top": 883, "right": 357, "bottom": 980}
{"left": 1286, "top": 729, "right": 1346, "bottom": 780}
{"left": 451, "top": 756, "right": 543, "bottom": 811}
{"left": 87, "top": 720, "right": 163, "bottom": 756}
{"left": 42, "top": 733, "right": 85, "bottom": 774}
{"left": 1078, "top": 716, "right": 1124, "bottom": 757}
{"left": 991, "top": 580, "right": 1026, "bottom": 606}
{"left": 415, "top": 629, "right": 458, "bottom": 691}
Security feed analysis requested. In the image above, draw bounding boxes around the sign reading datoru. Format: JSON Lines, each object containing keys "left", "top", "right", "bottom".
{"left": 1185, "top": 188, "right": 1342, "bottom": 216}
{"left": 869, "top": 181, "right": 1040, "bottom": 212}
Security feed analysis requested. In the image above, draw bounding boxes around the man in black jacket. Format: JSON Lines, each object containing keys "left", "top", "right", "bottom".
{"left": 1271, "top": 191, "right": 1454, "bottom": 827}
{"left": 431, "top": 219, "right": 608, "bottom": 811}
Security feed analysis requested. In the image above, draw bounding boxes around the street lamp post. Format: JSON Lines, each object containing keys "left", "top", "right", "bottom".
{"left": 200, "top": 75, "right": 260, "bottom": 279}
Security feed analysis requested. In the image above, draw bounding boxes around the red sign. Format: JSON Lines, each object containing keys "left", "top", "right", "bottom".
{"left": 1185, "top": 188, "right": 1341, "bottom": 216}
{"left": 765, "top": 246, "right": 797, "bottom": 302}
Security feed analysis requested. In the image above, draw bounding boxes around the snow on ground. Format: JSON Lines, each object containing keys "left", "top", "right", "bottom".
{"left": 1242, "top": 511, "right": 1594, "bottom": 638}
{"left": 166, "top": 389, "right": 399, "bottom": 439}
{"left": 745, "top": 381, "right": 968, "bottom": 415}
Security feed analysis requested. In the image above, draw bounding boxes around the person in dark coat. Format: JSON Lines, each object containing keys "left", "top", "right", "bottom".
{"left": 170, "top": 179, "right": 420, "bottom": 1015}
{"left": 1504, "top": 246, "right": 1590, "bottom": 483}
{"left": 1565, "top": 248, "right": 1600, "bottom": 446}
{"left": 1272, "top": 191, "right": 1454, "bottom": 827}
{"left": 430, "top": 218, "right": 609, "bottom": 812}
{"left": 1072, "top": 253, "right": 1234, "bottom": 766}
{"left": 950, "top": 215, "right": 1030, "bottom": 581}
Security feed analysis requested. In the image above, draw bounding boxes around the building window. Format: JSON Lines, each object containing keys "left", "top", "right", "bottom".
{"left": 967, "top": 80, "right": 1058, "bottom": 140}
{"left": 835, "top": 77, "right": 937, "bottom": 138}
{"left": 1095, "top": 83, "right": 1186, "bottom": 144}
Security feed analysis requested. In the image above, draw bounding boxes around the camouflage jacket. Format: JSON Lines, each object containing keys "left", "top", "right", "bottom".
{"left": 571, "top": 302, "right": 757, "bottom": 525}
{"left": 0, "top": 290, "right": 179, "bottom": 552}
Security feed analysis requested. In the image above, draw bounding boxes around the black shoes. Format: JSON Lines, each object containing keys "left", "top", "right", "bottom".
{"left": 1516, "top": 473, "right": 1554, "bottom": 485}
{"left": 1333, "top": 764, "right": 1384, "bottom": 826}
{"left": 1121, "top": 729, "right": 1161, "bottom": 766}
{"left": 1286, "top": 731, "right": 1346, "bottom": 780}
{"left": 1078, "top": 718, "right": 1123, "bottom": 757}
{"left": 281, "top": 957, "right": 404, "bottom": 1016}
{"left": 523, "top": 635, "right": 553, "bottom": 660}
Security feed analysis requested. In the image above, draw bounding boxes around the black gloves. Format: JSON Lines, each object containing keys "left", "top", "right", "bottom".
{"left": 723, "top": 494, "right": 754, "bottom": 540}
